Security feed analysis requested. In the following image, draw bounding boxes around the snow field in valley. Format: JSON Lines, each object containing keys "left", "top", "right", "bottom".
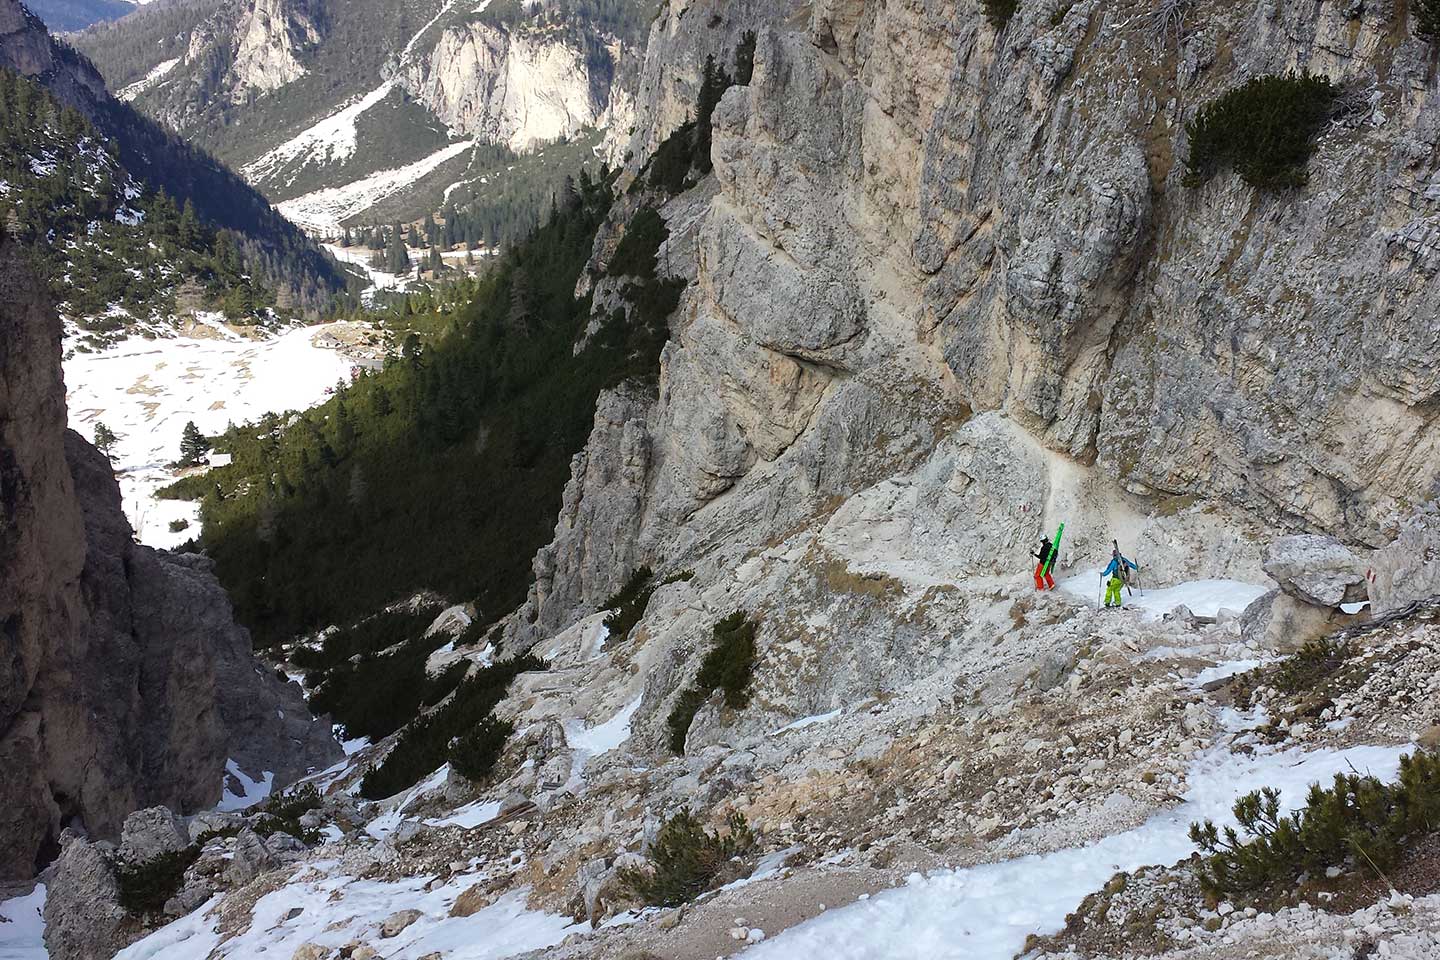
{"left": 240, "top": 81, "right": 398, "bottom": 188}
{"left": 63, "top": 321, "right": 355, "bottom": 548}
{"left": 747, "top": 742, "right": 1407, "bottom": 960}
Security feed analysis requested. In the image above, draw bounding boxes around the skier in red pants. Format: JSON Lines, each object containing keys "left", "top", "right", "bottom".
{"left": 1033, "top": 535, "right": 1056, "bottom": 590}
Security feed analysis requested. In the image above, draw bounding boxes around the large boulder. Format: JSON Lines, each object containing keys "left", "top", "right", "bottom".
{"left": 119, "top": 807, "right": 190, "bottom": 864}
{"left": 41, "top": 835, "right": 128, "bottom": 960}
{"left": 1367, "top": 509, "right": 1440, "bottom": 616}
{"left": 1262, "top": 535, "right": 1368, "bottom": 608}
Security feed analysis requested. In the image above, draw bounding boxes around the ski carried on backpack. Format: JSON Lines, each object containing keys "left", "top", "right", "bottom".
{"left": 1045, "top": 522, "right": 1064, "bottom": 576}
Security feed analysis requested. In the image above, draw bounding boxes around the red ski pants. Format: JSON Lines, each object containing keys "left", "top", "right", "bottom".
{"left": 1034, "top": 562, "right": 1055, "bottom": 591}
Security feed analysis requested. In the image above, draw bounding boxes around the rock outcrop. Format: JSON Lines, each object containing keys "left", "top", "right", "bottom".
{"left": 1263, "top": 534, "right": 1369, "bottom": 608}
{"left": 404, "top": 20, "right": 631, "bottom": 153}
{"left": 0, "top": 235, "right": 340, "bottom": 884}
{"left": 231, "top": 0, "right": 324, "bottom": 95}
{"left": 515, "top": 0, "right": 1440, "bottom": 641}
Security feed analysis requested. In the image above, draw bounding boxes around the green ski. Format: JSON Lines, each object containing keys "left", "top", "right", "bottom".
{"left": 1044, "top": 522, "right": 1065, "bottom": 575}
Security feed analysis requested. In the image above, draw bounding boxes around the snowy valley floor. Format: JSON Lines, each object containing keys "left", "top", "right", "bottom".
{"left": 61, "top": 319, "right": 371, "bottom": 548}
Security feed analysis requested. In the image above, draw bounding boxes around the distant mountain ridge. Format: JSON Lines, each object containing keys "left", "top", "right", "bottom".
{"left": 22, "top": 0, "right": 132, "bottom": 33}
{"left": 74, "top": 0, "right": 656, "bottom": 234}
{"left": 0, "top": 0, "right": 347, "bottom": 313}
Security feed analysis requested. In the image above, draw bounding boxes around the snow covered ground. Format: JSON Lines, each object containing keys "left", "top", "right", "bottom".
{"left": 747, "top": 741, "right": 1406, "bottom": 960}
{"left": 0, "top": 884, "right": 46, "bottom": 960}
{"left": 1057, "top": 571, "right": 1270, "bottom": 620}
{"left": 241, "top": 81, "right": 398, "bottom": 188}
{"left": 116, "top": 58, "right": 180, "bottom": 102}
{"left": 322, "top": 243, "right": 416, "bottom": 305}
{"left": 112, "top": 871, "right": 580, "bottom": 960}
{"left": 277, "top": 140, "right": 476, "bottom": 233}
{"left": 63, "top": 320, "right": 355, "bottom": 548}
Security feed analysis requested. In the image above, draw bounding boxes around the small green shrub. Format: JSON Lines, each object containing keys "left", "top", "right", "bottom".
{"left": 291, "top": 607, "right": 437, "bottom": 672}
{"left": 602, "top": 565, "right": 656, "bottom": 640}
{"left": 359, "top": 653, "right": 546, "bottom": 799}
{"left": 115, "top": 847, "right": 201, "bottom": 917}
{"left": 608, "top": 210, "right": 668, "bottom": 281}
{"left": 666, "top": 687, "right": 710, "bottom": 755}
{"left": 253, "top": 784, "right": 323, "bottom": 845}
{"left": 167, "top": 519, "right": 190, "bottom": 533}
{"left": 665, "top": 612, "right": 759, "bottom": 754}
{"left": 1414, "top": 0, "right": 1440, "bottom": 44}
{"left": 1183, "top": 73, "right": 1338, "bottom": 189}
{"left": 621, "top": 809, "right": 756, "bottom": 906}
{"left": 448, "top": 715, "right": 516, "bottom": 781}
{"left": 1189, "top": 751, "right": 1440, "bottom": 896}
{"left": 983, "top": 0, "right": 1019, "bottom": 29}
{"left": 1273, "top": 636, "right": 1352, "bottom": 695}
{"left": 423, "top": 660, "right": 471, "bottom": 706}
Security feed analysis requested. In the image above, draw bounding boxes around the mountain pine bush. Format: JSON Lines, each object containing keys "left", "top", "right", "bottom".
{"left": 1183, "top": 73, "right": 1338, "bottom": 189}
{"left": 666, "top": 612, "right": 759, "bottom": 754}
{"left": 448, "top": 715, "right": 515, "bottom": 781}
{"left": 359, "top": 653, "right": 545, "bottom": 799}
{"left": 982, "top": 0, "right": 1019, "bottom": 29}
{"left": 114, "top": 847, "right": 201, "bottom": 917}
{"left": 620, "top": 809, "right": 756, "bottom": 906}
{"left": 602, "top": 566, "right": 656, "bottom": 640}
{"left": 1189, "top": 751, "right": 1440, "bottom": 896}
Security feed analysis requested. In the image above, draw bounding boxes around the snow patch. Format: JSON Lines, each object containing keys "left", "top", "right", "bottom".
{"left": 560, "top": 696, "right": 643, "bottom": 793}
{"left": 241, "top": 81, "right": 397, "bottom": 187}
{"left": 1058, "top": 573, "right": 1270, "bottom": 621}
{"left": 116, "top": 871, "right": 579, "bottom": 960}
{"left": 772, "top": 709, "right": 842, "bottom": 736}
{"left": 276, "top": 140, "right": 476, "bottom": 232}
{"left": 0, "top": 884, "right": 47, "bottom": 960}
{"left": 218, "top": 759, "right": 274, "bottom": 812}
{"left": 117, "top": 58, "right": 180, "bottom": 102}
{"left": 748, "top": 742, "right": 1406, "bottom": 960}
{"left": 64, "top": 322, "right": 354, "bottom": 548}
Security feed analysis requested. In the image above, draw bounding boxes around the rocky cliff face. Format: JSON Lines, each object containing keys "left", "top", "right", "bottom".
{"left": 405, "top": 20, "right": 632, "bottom": 153}
{"left": 231, "top": 0, "right": 323, "bottom": 95}
{"left": 516, "top": 0, "right": 1440, "bottom": 648}
{"left": 0, "top": 235, "right": 339, "bottom": 884}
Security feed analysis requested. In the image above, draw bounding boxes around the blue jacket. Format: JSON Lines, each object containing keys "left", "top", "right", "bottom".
{"left": 1103, "top": 555, "right": 1138, "bottom": 578}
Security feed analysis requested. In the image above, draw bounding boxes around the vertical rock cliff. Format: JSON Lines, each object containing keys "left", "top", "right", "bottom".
{"left": 0, "top": 235, "right": 339, "bottom": 884}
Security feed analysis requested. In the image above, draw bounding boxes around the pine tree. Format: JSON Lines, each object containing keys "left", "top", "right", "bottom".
{"left": 385, "top": 225, "right": 410, "bottom": 275}
{"left": 428, "top": 247, "right": 443, "bottom": 274}
{"left": 93, "top": 422, "right": 119, "bottom": 460}
{"left": 178, "top": 421, "right": 211, "bottom": 467}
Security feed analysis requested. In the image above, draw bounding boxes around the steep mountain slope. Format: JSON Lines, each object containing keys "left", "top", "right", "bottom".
{"left": 18, "top": 0, "right": 1440, "bottom": 956}
{"left": 0, "top": 70, "right": 285, "bottom": 343}
{"left": 0, "top": 0, "right": 346, "bottom": 315}
{"left": 76, "top": 0, "right": 655, "bottom": 232}
{"left": 0, "top": 229, "right": 340, "bottom": 888}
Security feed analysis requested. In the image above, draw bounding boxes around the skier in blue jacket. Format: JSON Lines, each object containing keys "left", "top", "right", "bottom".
{"left": 1102, "top": 545, "right": 1139, "bottom": 608}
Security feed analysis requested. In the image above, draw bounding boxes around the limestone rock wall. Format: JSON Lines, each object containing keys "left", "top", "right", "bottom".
{"left": 518, "top": 0, "right": 1440, "bottom": 639}
{"left": 0, "top": 238, "right": 340, "bottom": 883}
{"left": 231, "top": 0, "right": 323, "bottom": 95}
{"left": 404, "top": 21, "right": 628, "bottom": 153}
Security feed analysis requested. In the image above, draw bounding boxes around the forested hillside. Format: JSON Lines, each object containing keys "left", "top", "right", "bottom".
{"left": 0, "top": 69, "right": 279, "bottom": 339}
{"left": 0, "top": 0, "right": 348, "bottom": 320}
{"left": 176, "top": 167, "right": 681, "bottom": 644}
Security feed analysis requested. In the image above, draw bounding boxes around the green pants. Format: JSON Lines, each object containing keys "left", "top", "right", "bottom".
{"left": 1105, "top": 576, "right": 1123, "bottom": 607}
